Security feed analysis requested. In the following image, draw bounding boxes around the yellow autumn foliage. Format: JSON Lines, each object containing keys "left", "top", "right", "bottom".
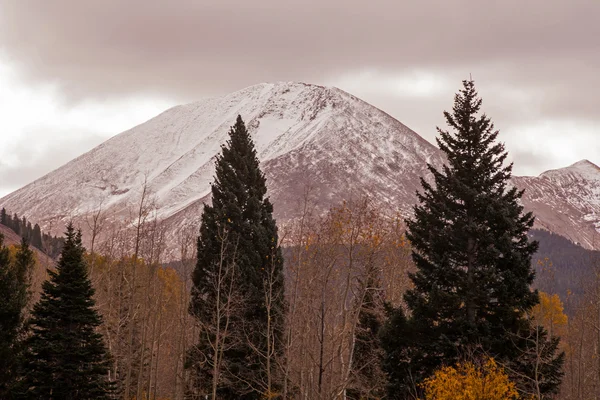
{"left": 531, "top": 291, "right": 568, "bottom": 337}
{"left": 422, "top": 358, "right": 520, "bottom": 400}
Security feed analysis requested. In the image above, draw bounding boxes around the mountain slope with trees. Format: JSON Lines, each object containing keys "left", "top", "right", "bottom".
{"left": 381, "top": 80, "right": 564, "bottom": 398}
{"left": 188, "top": 116, "right": 286, "bottom": 399}
{"left": 2, "top": 82, "right": 597, "bottom": 258}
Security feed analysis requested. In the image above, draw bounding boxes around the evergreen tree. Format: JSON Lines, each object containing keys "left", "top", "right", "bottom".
{"left": 0, "top": 234, "right": 12, "bottom": 395}
{"left": 26, "top": 222, "right": 32, "bottom": 241}
{"left": 12, "top": 214, "right": 20, "bottom": 236}
{"left": 31, "top": 224, "right": 43, "bottom": 250}
{"left": 381, "top": 80, "right": 563, "bottom": 397}
{"left": 188, "top": 115, "right": 285, "bottom": 399}
{"left": 5, "top": 212, "right": 13, "bottom": 230}
{"left": 347, "top": 274, "right": 387, "bottom": 400}
{"left": 20, "top": 217, "right": 27, "bottom": 238}
{"left": 512, "top": 324, "right": 564, "bottom": 397}
{"left": 379, "top": 306, "right": 418, "bottom": 398}
{"left": 0, "top": 208, "right": 6, "bottom": 225}
{"left": 18, "top": 224, "right": 113, "bottom": 399}
{"left": 0, "top": 236, "right": 34, "bottom": 398}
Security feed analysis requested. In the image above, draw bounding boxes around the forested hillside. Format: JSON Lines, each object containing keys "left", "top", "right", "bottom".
{"left": 531, "top": 229, "right": 600, "bottom": 302}
{"left": 0, "top": 208, "right": 64, "bottom": 259}
{"left": 2, "top": 81, "right": 600, "bottom": 399}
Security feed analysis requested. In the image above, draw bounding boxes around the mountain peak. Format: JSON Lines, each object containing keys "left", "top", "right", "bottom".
{"left": 569, "top": 159, "right": 600, "bottom": 171}
{"left": 540, "top": 159, "right": 600, "bottom": 182}
{"left": 2, "top": 81, "right": 598, "bottom": 254}
{"left": 0, "top": 80, "right": 443, "bottom": 251}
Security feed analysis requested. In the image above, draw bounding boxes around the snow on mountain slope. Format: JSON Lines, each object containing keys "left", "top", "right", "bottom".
{"left": 0, "top": 82, "right": 444, "bottom": 250}
{"left": 1, "top": 81, "right": 598, "bottom": 255}
{"left": 513, "top": 160, "right": 600, "bottom": 249}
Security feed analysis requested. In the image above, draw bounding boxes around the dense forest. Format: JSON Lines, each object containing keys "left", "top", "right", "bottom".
{"left": 1, "top": 80, "right": 600, "bottom": 399}
{"left": 0, "top": 208, "right": 64, "bottom": 259}
{"left": 531, "top": 229, "right": 600, "bottom": 300}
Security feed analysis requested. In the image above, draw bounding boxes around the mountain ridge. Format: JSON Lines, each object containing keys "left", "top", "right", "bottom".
{"left": 1, "top": 82, "right": 599, "bottom": 254}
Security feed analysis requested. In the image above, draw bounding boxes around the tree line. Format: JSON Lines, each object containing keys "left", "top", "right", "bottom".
{"left": 0, "top": 208, "right": 65, "bottom": 259}
{"left": 0, "top": 80, "right": 574, "bottom": 399}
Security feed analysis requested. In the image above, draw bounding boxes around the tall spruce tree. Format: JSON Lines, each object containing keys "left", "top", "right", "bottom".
{"left": 12, "top": 214, "right": 20, "bottom": 236}
{"left": 0, "top": 236, "right": 34, "bottom": 398}
{"left": 0, "top": 234, "right": 13, "bottom": 396}
{"left": 347, "top": 274, "right": 388, "bottom": 400}
{"left": 17, "top": 224, "right": 113, "bottom": 399}
{"left": 381, "top": 80, "right": 563, "bottom": 397}
{"left": 188, "top": 115, "right": 285, "bottom": 399}
{"left": 31, "top": 224, "right": 43, "bottom": 250}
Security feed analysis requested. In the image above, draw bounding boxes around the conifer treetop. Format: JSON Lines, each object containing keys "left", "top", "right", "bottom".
{"left": 212, "top": 115, "right": 269, "bottom": 215}
{"left": 18, "top": 222, "right": 114, "bottom": 399}
{"left": 382, "top": 79, "right": 562, "bottom": 398}
{"left": 433, "top": 80, "right": 512, "bottom": 196}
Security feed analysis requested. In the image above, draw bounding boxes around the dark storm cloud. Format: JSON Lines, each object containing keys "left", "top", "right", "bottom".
{"left": 0, "top": 0, "right": 598, "bottom": 184}
{"left": 1, "top": 0, "right": 598, "bottom": 100}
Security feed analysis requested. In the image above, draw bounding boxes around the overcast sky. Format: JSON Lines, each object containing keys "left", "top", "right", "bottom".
{"left": 1, "top": 0, "right": 599, "bottom": 197}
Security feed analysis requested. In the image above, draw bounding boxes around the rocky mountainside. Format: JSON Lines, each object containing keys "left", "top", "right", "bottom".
{"left": 0, "top": 82, "right": 444, "bottom": 250}
{"left": 1, "top": 82, "right": 598, "bottom": 254}
{"left": 514, "top": 160, "right": 600, "bottom": 249}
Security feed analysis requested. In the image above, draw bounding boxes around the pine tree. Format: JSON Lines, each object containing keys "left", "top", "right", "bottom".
{"left": 20, "top": 217, "right": 27, "bottom": 239}
{"left": 188, "top": 115, "right": 285, "bottom": 399}
{"left": 12, "top": 214, "right": 20, "bottom": 236}
{"left": 381, "top": 80, "right": 563, "bottom": 397}
{"left": 31, "top": 224, "right": 43, "bottom": 250}
{"left": 25, "top": 222, "right": 33, "bottom": 241}
{"left": 0, "top": 236, "right": 34, "bottom": 398}
{"left": 0, "top": 208, "right": 7, "bottom": 226}
{"left": 347, "top": 274, "right": 388, "bottom": 399}
{"left": 379, "top": 306, "right": 417, "bottom": 398}
{"left": 17, "top": 224, "right": 113, "bottom": 399}
{"left": 511, "top": 324, "right": 564, "bottom": 397}
{"left": 0, "top": 234, "right": 12, "bottom": 396}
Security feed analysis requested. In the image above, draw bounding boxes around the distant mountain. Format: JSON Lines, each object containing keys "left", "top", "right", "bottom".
{"left": 0, "top": 82, "right": 444, "bottom": 250}
{"left": 0, "top": 224, "right": 23, "bottom": 248}
{"left": 530, "top": 228, "right": 600, "bottom": 306}
{"left": 0, "top": 82, "right": 598, "bottom": 256}
{"left": 0, "top": 224, "right": 55, "bottom": 271}
{"left": 514, "top": 160, "right": 600, "bottom": 249}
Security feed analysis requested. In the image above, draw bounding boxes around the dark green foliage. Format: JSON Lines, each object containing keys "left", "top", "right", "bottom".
{"left": 530, "top": 229, "right": 600, "bottom": 307}
{"left": 510, "top": 323, "right": 565, "bottom": 397}
{"left": 41, "top": 232, "right": 65, "bottom": 259}
{"left": 347, "top": 274, "right": 388, "bottom": 400}
{"left": 188, "top": 116, "right": 285, "bottom": 399}
{"left": 0, "top": 236, "right": 34, "bottom": 398}
{"left": 379, "top": 307, "right": 421, "bottom": 399}
{"left": 25, "top": 222, "right": 32, "bottom": 241}
{"left": 2, "top": 211, "right": 12, "bottom": 230}
{"left": 0, "top": 208, "right": 64, "bottom": 258}
{"left": 12, "top": 214, "right": 20, "bottom": 235}
{"left": 381, "top": 80, "right": 564, "bottom": 397}
{"left": 31, "top": 224, "right": 43, "bottom": 250}
{"left": 17, "top": 224, "right": 113, "bottom": 399}
{"left": 0, "top": 234, "right": 14, "bottom": 396}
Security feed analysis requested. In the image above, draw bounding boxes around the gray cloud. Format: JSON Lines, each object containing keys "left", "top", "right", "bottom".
{"left": 0, "top": 0, "right": 598, "bottom": 183}
{"left": 1, "top": 1, "right": 598, "bottom": 100}
{"left": 0, "top": 128, "right": 106, "bottom": 197}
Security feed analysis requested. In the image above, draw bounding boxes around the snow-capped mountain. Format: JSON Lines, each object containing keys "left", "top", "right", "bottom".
{"left": 0, "top": 82, "right": 444, "bottom": 246}
{"left": 1, "top": 82, "right": 598, "bottom": 254}
{"left": 514, "top": 160, "right": 600, "bottom": 249}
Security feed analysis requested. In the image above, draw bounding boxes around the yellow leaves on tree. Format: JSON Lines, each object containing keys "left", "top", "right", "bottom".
{"left": 531, "top": 291, "right": 568, "bottom": 337}
{"left": 157, "top": 267, "right": 182, "bottom": 299}
{"left": 422, "top": 358, "right": 520, "bottom": 400}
